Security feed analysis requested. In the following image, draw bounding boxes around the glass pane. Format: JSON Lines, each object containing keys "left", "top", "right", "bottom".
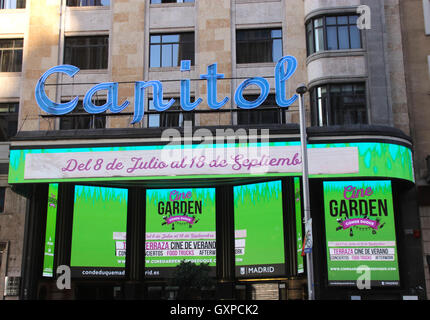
{"left": 338, "top": 26, "right": 350, "bottom": 49}
{"left": 180, "top": 41, "right": 194, "bottom": 65}
{"left": 76, "top": 115, "right": 92, "bottom": 129}
{"left": 64, "top": 36, "right": 108, "bottom": 69}
{"left": 0, "top": 39, "right": 13, "bottom": 48}
{"left": 306, "top": 22, "right": 314, "bottom": 55}
{"left": 12, "top": 49, "right": 22, "bottom": 72}
{"left": 67, "top": 0, "right": 109, "bottom": 6}
{"left": 272, "top": 38, "right": 283, "bottom": 62}
{"left": 172, "top": 43, "right": 179, "bottom": 67}
{"left": 236, "top": 30, "right": 246, "bottom": 41}
{"left": 162, "top": 34, "right": 179, "bottom": 43}
{"left": 60, "top": 116, "right": 73, "bottom": 130}
{"left": 148, "top": 114, "right": 160, "bottom": 127}
{"left": 94, "top": 115, "right": 106, "bottom": 129}
{"left": 320, "top": 86, "right": 327, "bottom": 95}
{"left": 18, "top": 0, "right": 26, "bottom": 8}
{"left": 317, "top": 97, "right": 325, "bottom": 127}
{"left": 314, "top": 18, "right": 323, "bottom": 28}
{"left": 161, "top": 44, "right": 172, "bottom": 67}
{"left": 9, "top": 104, "right": 18, "bottom": 113}
{"left": 182, "top": 112, "right": 193, "bottom": 125}
{"left": 0, "top": 117, "right": 8, "bottom": 140}
{"left": 8, "top": 118, "right": 17, "bottom": 137}
{"left": 236, "top": 43, "right": 249, "bottom": 63}
{"left": 1, "top": 50, "right": 12, "bottom": 72}
{"left": 237, "top": 111, "right": 249, "bottom": 125}
{"left": 0, "top": 188, "right": 5, "bottom": 213}
{"left": 164, "top": 113, "right": 180, "bottom": 127}
{"left": 314, "top": 28, "right": 324, "bottom": 52}
{"left": 180, "top": 33, "right": 194, "bottom": 43}
{"left": 327, "top": 26, "right": 338, "bottom": 50}
{"left": 271, "top": 29, "right": 282, "bottom": 39}
{"left": 349, "top": 26, "right": 361, "bottom": 49}
{"left": 236, "top": 29, "right": 282, "bottom": 63}
{"left": 354, "top": 83, "right": 365, "bottom": 94}
{"left": 349, "top": 15, "right": 358, "bottom": 25}
{"left": 150, "top": 45, "right": 161, "bottom": 68}
{"left": 330, "top": 85, "right": 341, "bottom": 93}
{"left": 326, "top": 17, "right": 337, "bottom": 25}
{"left": 342, "top": 84, "right": 353, "bottom": 92}
{"left": 14, "top": 39, "right": 23, "bottom": 48}
{"left": 337, "top": 16, "right": 348, "bottom": 25}
{"left": 150, "top": 35, "right": 161, "bottom": 44}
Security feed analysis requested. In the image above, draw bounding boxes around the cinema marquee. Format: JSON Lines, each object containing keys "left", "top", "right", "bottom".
{"left": 9, "top": 55, "right": 425, "bottom": 301}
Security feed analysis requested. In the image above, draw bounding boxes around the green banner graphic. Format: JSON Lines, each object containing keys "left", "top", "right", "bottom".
{"left": 8, "top": 142, "right": 414, "bottom": 184}
{"left": 145, "top": 188, "right": 216, "bottom": 278}
{"left": 294, "top": 177, "right": 304, "bottom": 274}
{"left": 324, "top": 180, "right": 400, "bottom": 287}
{"left": 42, "top": 183, "right": 58, "bottom": 277}
{"left": 234, "top": 181, "right": 285, "bottom": 278}
{"left": 70, "top": 185, "right": 128, "bottom": 278}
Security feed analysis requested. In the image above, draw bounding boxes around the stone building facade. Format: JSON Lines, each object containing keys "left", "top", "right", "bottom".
{"left": 399, "top": 0, "right": 430, "bottom": 300}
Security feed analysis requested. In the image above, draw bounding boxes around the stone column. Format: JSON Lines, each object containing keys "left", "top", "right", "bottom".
{"left": 284, "top": 0, "right": 308, "bottom": 125}
{"left": 196, "top": 0, "right": 232, "bottom": 126}
{"left": 19, "top": 1, "right": 62, "bottom": 132}
{"left": 110, "top": 0, "right": 146, "bottom": 128}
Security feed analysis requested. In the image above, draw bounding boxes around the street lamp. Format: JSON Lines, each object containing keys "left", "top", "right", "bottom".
{"left": 296, "top": 83, "right": 315, "bottom": 300}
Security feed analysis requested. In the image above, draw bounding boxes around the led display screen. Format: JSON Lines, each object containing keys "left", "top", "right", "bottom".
{"left": 145, "top": 188, "right": 216, "bottom": 278}
{"left": 234, "top": 180, "right": 285, "bottom": 278}
{"left": 70, "top": 185, "right": 128, "bottom": 278}
{"left": 294, "top": 177, "right": 304, "bottom": 274}
{"left": 324, "top": 180, "right": 400, "bottom": 287}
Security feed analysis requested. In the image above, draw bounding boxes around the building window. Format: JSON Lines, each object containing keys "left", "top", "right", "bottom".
{"left": 148, "top": 98, "right": 194, "bottom": 128}
{"left": 237, "top": 94, "right": 285, "bottom": 125}
{"left": 310, "top": 83, "right": 367, "bottom": 127}
{"left": 0, "top": 0, "right": 25, "bottom": 9}
{"left": 150, "top": 33, "right": 194, "bottom": 68}
{"left": 150, "top": 0, "right": 194, "bottom": 3}
{"left": 236, "top": 29, "right": 282, "bottom": 64}
{"left": 0, "top": 102, "right": 18, "bottom": 141}
{"left": 59, "top": 100, "right": 106, "bottom": 130}
{"left": 0, "top": 187, "right": 5, "bottom": 213}
{"left": 64, "top": 36, "right": 108, "bottom": 70}
{"left": 306, "top": 15, "right": 362, "bottom": 56}
{"left": 0, "top": 39, "right": 23, "bottom": 72}
{"left": 66, "top": 0, "right": 110, "bottom": 6}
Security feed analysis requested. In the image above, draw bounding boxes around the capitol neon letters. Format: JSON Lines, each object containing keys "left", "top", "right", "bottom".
{"left": 35, "top": 56, "right": 298, "bottom": 125}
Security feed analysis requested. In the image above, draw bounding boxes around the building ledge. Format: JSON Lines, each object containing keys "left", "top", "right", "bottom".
{"left": 10, "top": 124, "right": 412, "bottom": 145}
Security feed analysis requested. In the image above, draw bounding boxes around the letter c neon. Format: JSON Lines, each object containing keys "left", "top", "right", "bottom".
{"left": 35, "top": 65, "right": 79, "bottom": 115}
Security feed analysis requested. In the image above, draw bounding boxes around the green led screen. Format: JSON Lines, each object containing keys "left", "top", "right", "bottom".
{"left": 234, "top": 181, "right": 285, "bottom": 278}
{"left": 324, "top": 180, "right": 400, "bottom": 287}
{"left": 70, "top": 185, "right": 128, "bottom": 278}
{"left": 145, "top": 188, "right": 216, "bottom": 278}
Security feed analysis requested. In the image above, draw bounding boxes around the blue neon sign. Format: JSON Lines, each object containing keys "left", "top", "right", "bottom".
{"left": 35, "top": 55, "right": 298, "bottom": 125}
